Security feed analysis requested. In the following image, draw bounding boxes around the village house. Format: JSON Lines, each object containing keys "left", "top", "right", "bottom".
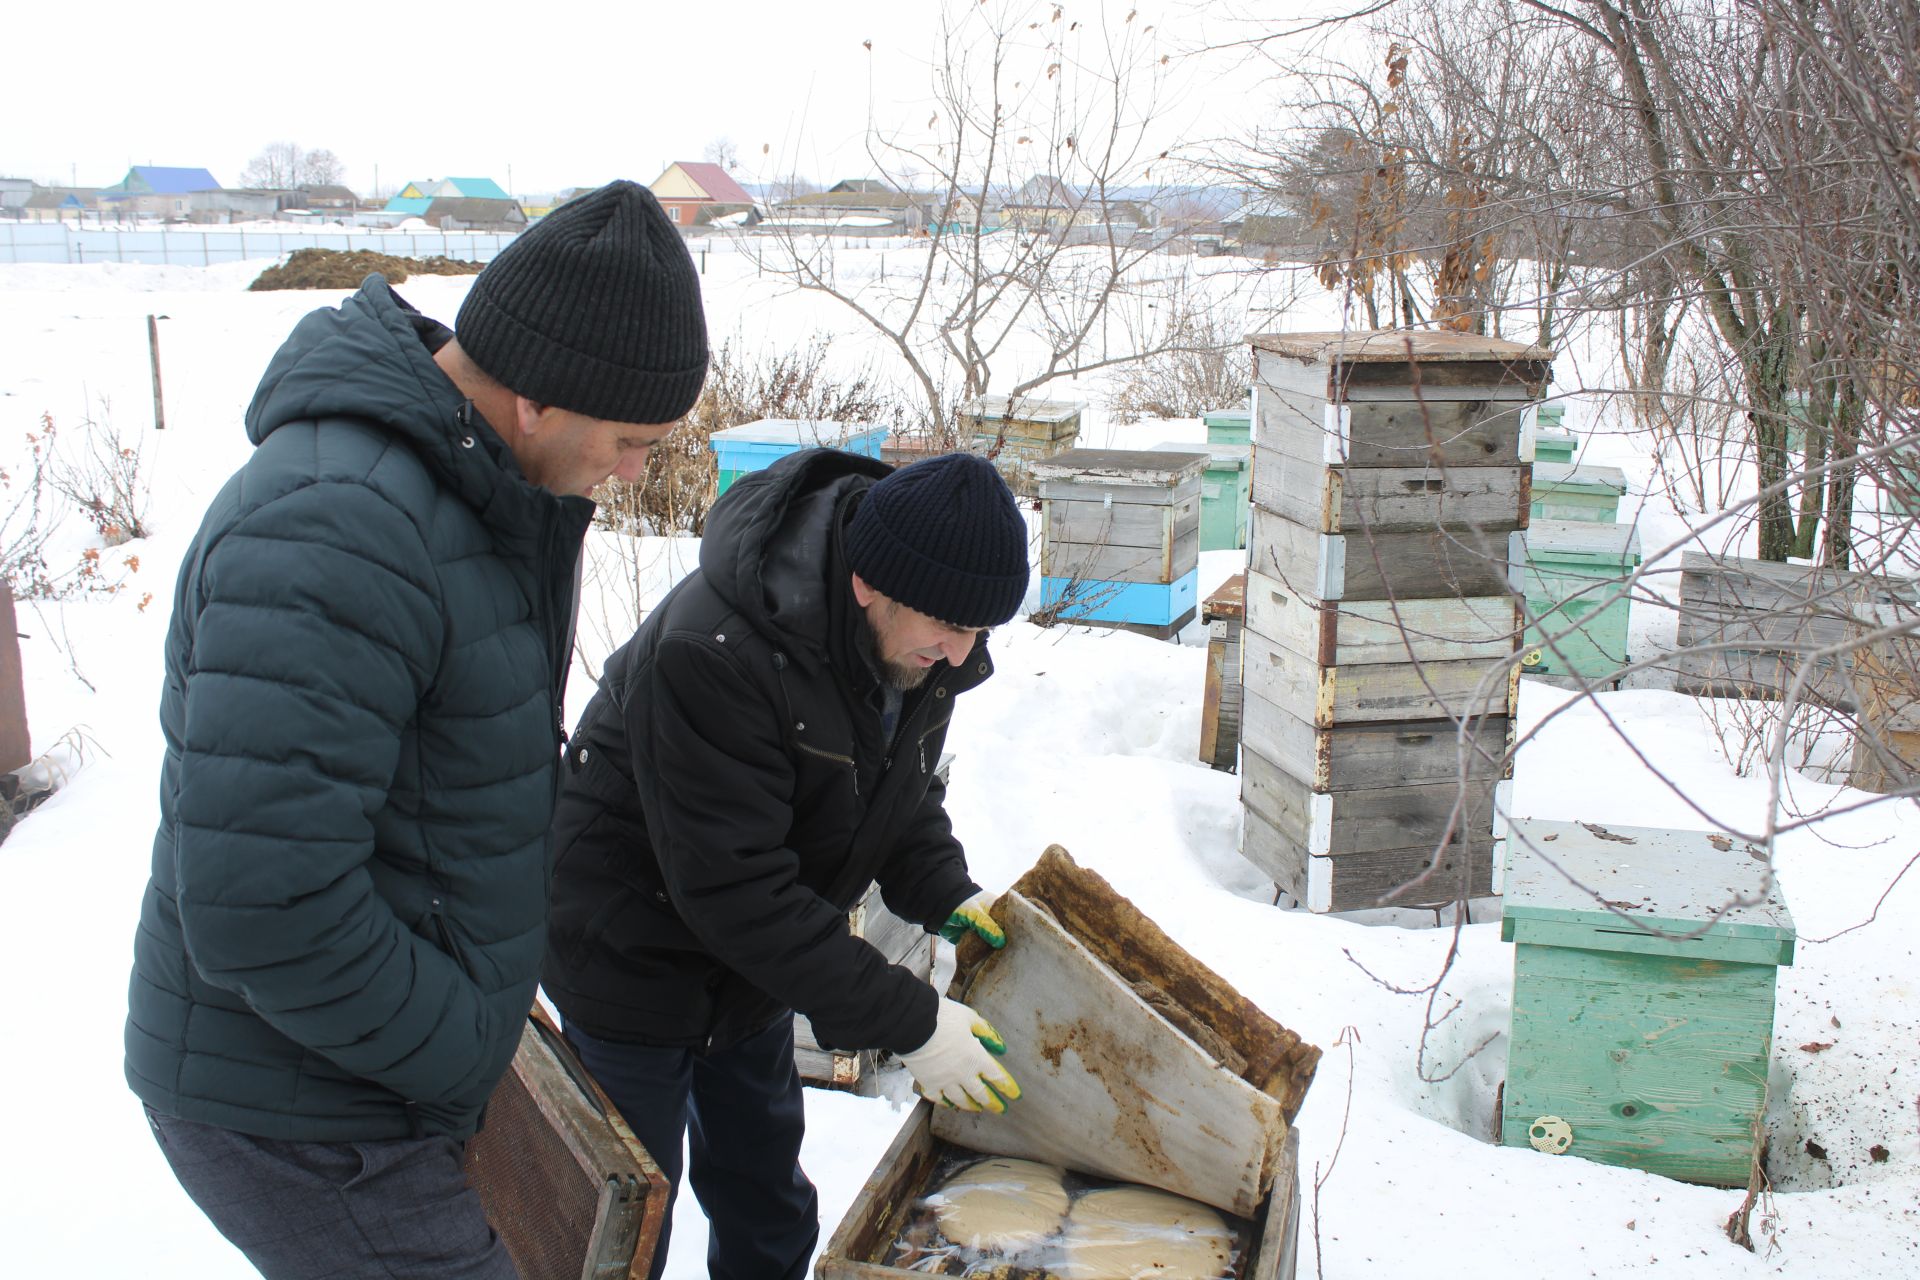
{"left": 383, "top": 177, "right": 512, "bottom": 217}
{"left": 98, "top": 166, "right": 221, "bottom": 220}
{"left": 22, "top": 187, "right": 100, "bottom": 222}
{"left": 771, "top": 178, "right": 938, "bottom": 232}
{"left": 648, "top": 162, "right": 756, "bottom": 228}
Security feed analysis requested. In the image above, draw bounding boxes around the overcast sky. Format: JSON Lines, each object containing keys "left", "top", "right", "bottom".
{"left": 10, "top": 1, "right": 1321, "bottom": 196}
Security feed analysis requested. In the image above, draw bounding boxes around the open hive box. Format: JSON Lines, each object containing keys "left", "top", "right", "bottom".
{"left": 818, "top": 847, "right": 1320, "bottom": 1279}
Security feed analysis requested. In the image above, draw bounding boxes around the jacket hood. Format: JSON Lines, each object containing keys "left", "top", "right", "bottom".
{"left": 699, "top": 448, "right": 889, "bottom": 666}
{"left": 244, "top": 275, "right": 538, "bottom": 524}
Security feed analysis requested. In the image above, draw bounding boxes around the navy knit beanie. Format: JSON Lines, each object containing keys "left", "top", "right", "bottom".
{"left": 845, "top": 453, "right": 1030, "bottom": 628}
{"left": 456, "top": 180, "right": 709, "bottom": 423}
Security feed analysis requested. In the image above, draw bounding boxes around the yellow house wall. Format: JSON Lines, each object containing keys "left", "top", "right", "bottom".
{"left": 651, "top": 165, "right": 709, "bottom": 200}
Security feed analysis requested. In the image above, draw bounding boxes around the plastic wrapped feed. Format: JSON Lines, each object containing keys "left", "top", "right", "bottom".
{"left": 1055, "top": 1186, "right": 1235, "bottom": 1279}
{"left": 927, "top": 1157, "right": 1071, "bottom": 1254}
{"left": 885, "top": 1152, "right": 1242, "bottom": 1279}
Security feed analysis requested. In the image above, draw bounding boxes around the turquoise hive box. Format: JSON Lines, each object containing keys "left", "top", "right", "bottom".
{"left": 1533, "top": 403, "right": 1577, "bottom": 464}
{"left": 1518, "top": 519, "right": 1642, "bottom": 686}
{"left": 1530, "top": 461, "right": 1627, "bottom": 523}
{"left": 1203, "top": 406, "right": 1252, "bottom": 446}
{"left": 710, "top": 419, "right": 888, "bottom": 494}
{"left": 1500, "top": 818, "right": 1795, "bottom": 1187}
{"left": 1151, "top": 439, "right": 1251, "bottom": 551}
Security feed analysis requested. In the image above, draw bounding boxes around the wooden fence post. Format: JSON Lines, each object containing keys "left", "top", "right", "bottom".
{"left": 0, "top": 583, "right": 31, "bottom": 774}
{"left": 148, "top": 315, "right": 166, "bottom": 431}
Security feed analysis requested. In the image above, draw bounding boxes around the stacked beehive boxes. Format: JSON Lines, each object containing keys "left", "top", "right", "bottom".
{"left": 1239, "top": 331, "right": 1548, "bottom": 912}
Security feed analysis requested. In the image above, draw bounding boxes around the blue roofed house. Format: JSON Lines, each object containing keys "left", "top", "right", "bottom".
{"left": 99, "top": 166, "right": 221, "bottom": 219}
{"left": 385, "top": 177, "right": 511, "bottom": 217}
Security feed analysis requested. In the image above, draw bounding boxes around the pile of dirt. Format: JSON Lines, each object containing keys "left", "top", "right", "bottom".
{"left": 249, "top": 249, "right": 487, "bottom": 291}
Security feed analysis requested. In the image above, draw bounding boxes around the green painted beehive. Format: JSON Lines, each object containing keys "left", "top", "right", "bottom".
{"left": 1500, "top": 818, "right": 1795, "bottom": 1187}
{"left": 1203, "top": 406, "right": 1252, "bottom": 446}
{"left": 1531, "top": 461, "right": 1627, "bottom": 523}
{"left": 1519, "top": 519, "right": 1641, "bottom": 686}
{"left": 1533, "top": 403, "right": 1577, "bottom": 465}
{"left": 1152, "top": 440, "right": 1250, "bottom": 550}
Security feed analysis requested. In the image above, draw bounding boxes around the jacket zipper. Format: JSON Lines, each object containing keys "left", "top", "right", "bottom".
{"left": 794, "top": 739, "right": 860, "bottom": 795}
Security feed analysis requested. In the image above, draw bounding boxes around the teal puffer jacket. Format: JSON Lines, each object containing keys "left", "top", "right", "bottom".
{"left": 125, "top": 276, "right": 592, "bottom": 1141}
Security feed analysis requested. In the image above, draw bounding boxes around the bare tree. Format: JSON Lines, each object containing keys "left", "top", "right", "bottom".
{"left": 702, "top": 136, "right": 741, "bottom": 172}
{"left": 241, "top": 142, "right": 345, "bottom": 190}
{"left": 751, "top": 0, "right": 1207, "bottom": 440}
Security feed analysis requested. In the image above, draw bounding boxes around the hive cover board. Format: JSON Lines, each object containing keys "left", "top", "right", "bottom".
{"left": 933, "top": 845, "right": 1320, "bottom": 1219}
{"left": 463, "top": 1009, "right": 670, "bottom": 1280}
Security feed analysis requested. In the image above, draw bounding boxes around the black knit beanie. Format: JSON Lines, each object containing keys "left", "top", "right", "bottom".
{"left": 456, "top": 180, "right": 708, "bottom": 423}
{"left": 845, "top": 453, "right": 1030, "bottom": 628}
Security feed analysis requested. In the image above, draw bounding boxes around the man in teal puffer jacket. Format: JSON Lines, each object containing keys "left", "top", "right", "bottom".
{"left": 124, "top": 180, "right": 708, "bottom": 1279}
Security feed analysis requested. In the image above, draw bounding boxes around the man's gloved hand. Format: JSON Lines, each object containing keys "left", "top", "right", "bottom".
{"left": 939, "top": 889, "right": 1005, "bottom": 948}
{"left": 898, "top": 996, "right": 1021, "bottom": 1113}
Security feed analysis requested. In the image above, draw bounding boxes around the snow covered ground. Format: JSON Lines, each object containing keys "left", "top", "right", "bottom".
{"left": 0, "top": 252, "right": 1914, "bottom": 1278}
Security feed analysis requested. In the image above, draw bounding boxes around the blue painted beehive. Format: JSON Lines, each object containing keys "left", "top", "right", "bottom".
{"left": 709, "top": 419, "right": 889, "bottom": 493}
{"left": 1033, "top": 448, "right": 1207, "bottom": 640}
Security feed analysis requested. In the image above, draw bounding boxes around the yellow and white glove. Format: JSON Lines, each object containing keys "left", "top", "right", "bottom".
{"left": 939, "top": 889, "right": 1006, "bottom": 948}
{"left": 899, "top": 996, "right": 1021, "bottom": 1113}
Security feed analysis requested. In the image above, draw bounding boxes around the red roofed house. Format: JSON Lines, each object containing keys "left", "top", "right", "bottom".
{"left": 648, "top": 162, "right": 755, "bottom": 228}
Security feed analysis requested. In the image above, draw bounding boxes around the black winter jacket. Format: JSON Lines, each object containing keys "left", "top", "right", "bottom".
{"left": 125, "top": 276, "right": 593, "bottom": 1141}
{"left": 543, "top": 450, "right": 988, "bottom": 1055}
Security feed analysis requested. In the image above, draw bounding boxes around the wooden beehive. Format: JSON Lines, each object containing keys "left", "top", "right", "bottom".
{"left": 1249, "top": 503, "right": 1522, "bottom": 603}
{"left": 1200, "top": 574, "right": 1247, "bottom": 772}
{"left": 1153, "top": 439, "right": 1252, "bottom": 550}
{"left": 1500, "top": 818, "right": 1795, "bottom": 1187}
{"left": 1239, "top": 330, "right": 1544, "bottom": 913}
{"left": 816, "top": 1105, "right": 1301, "bottom": 1280}
{"left": 1518, "top": 519, "right": 1642, "bottom": 688}
{"left": 818, "top": 846, "right": 1316, "bottom": 1277}
{"left": 1529, "top": 461, "right": 1627, "bottom": 524}
{"left": 961, "top": 394, "right": 1084, "bottom": 493}
{"left": 1846, "top": 604, "right": 1920, "bottom": 794}
{"left": 463, "top": 1009, "right": 670, "bottom": 1280}
{"left": 1036, "top": 448, "right": 1208, "bottom": 639}
{"left": 939, "top": 847, "right": 1318, "bottom": 1213}
{"left": 1671, "top": 551, "right": 1920, "bottom": 706}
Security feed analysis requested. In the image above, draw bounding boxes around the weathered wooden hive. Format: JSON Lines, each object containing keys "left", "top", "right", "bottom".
{"left": 1035, "top": 448, "right": 1209, "bottom": 640}
{"left": 816, "top": 846, "right": 1320, "bottom": 1279}
{"left": 1500, "top": 818, "right": 1796, "bottom": 1187}
{"left": 960, "top": 394, "right": 1085, "bottom": 493}
{"left": 1240, "top": 330, "right": 1546, "bottom": 911}
{"left": 1199, "top": 573, "right": 1247, "bottom": 773}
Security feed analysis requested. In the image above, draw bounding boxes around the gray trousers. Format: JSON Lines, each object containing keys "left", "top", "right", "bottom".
{"left": 145, "top": 1106, "right": 517, "bottom": 1280}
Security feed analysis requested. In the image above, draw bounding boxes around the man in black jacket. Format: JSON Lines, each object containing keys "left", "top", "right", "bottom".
{"left": 125, "top": 182, "right": 708, "bottom": 1279}
{"left": 545, "top": 448, "right": 1030, "bottom": 1279}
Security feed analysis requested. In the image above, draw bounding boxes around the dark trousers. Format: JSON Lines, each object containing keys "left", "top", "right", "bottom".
{"left": 144, "top": 1105, "right": 516, "bottom": 1280}
{"left": 564, "top": 1017, "right": 818, "bottom": 1280}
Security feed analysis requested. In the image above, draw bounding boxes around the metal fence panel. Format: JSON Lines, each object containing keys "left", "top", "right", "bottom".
{"left": 0, "top": 223, "right": 522, "bottom": 266}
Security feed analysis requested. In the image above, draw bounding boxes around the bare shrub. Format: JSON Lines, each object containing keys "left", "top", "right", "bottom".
{"left": 46, "top": 403, "right": 149, "bottom": 545}
{"left": 1, "top": 412, "right": 150, "bottom": 602}
{"left": 1105, "top": 293, "right": 1249, "bottom": 425}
